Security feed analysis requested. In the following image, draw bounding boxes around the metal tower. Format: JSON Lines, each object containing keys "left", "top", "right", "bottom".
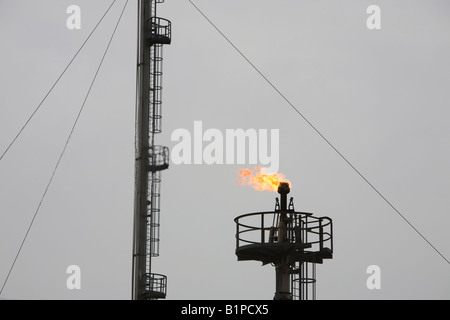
{"left": 234, "top": 183, "right": 333, "bottom": 300}
{"left": 132, "top": 0, "right": 171, "bottom": 300}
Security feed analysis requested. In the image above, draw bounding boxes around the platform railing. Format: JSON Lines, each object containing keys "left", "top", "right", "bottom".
{"left": 147, "top": 17, "right": 172, "bottom": 44}
{"left": 143, "top": 273, "right": 167, "bottom": 299}
{"left": 234, "top": 211, "right": 333, "bottom": 254}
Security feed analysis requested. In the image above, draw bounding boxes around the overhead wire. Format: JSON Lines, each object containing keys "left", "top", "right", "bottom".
{"left": 186, "top": 0, "right": 450, "bottom": 265}
{"left": 0, "top": 0, "right": 117, "bottom": 162}
{"left": 0, "top": 0, "right": 130, "bottom": 296}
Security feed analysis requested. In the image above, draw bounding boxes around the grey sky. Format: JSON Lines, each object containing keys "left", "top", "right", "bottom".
{"left": 0, "top": 0, "right": 449, "bottom": 299}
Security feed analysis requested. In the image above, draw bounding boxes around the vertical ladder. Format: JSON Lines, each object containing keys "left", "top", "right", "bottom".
{"left": 133, "top": 0, "right": 171, "bottom": 300}
{"left": 291, "top": 213, "right": 316, "bottom": 300}
{"left": 144, "top": 10, "right": 171, "bottom": 298}
{"left": 291, "top": 262, "right": 316, "bottom": 300}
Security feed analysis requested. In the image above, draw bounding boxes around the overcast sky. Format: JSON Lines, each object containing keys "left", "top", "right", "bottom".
{"left": 1, "top": 0, "right": 449, "bottom": 300}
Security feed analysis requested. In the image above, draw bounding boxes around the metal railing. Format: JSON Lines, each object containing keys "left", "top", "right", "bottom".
{"left": 143, "top": 273, "right": 167, "bottom": 299}
{"left": 148, "top": 145, "right": 169, "bottom": 171}
{"left": 234, "top": 211, "right": 333, "bottom": 254}
{"left": 147, "top": 17, "right": 172, "bottom": 44}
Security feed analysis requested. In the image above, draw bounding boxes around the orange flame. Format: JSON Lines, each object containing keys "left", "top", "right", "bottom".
{"left": 238, "top": 167, "right": 290, "bottom": 192}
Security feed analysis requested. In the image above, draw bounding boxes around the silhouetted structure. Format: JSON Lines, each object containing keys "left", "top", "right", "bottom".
{"left": 132, "top": 0, "right": 171, "bottom": 300}
{"left": 234, "top": 183, "right": 333, "bottom": 300}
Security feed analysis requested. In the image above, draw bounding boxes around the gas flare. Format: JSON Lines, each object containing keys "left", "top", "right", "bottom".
{"left": 238, "top": 167, "right": 290, "bottom": 192}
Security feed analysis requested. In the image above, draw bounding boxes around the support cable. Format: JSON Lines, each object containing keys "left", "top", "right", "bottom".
{"left": 187, "top": 0, "right": 450, "bottom": 265}
{"left": 0, "top": 0, "right": 117, "bottom": 162}
{"left": 0, "top": 0, "right": 130, "bottom": 296}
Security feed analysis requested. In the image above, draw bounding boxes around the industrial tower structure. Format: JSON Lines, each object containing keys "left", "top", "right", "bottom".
{"left": 234, "top": 183, "right": 333, "bottom": 300}
{"left": 132, "top": 0, "right": 171, "bottom": 300}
